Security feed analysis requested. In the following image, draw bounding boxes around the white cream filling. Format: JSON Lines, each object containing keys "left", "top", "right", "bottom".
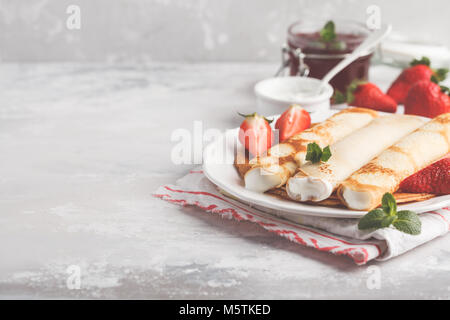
{"left": 286, "top": 176, "right": 333, "bottom": 202}
{"left": 244, "top": 167, "right": 282, "bottom": 193}
{"left": 341, "top": 187, "right": 372, "bottom": 210}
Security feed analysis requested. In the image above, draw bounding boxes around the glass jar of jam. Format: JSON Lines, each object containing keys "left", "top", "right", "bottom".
{"left": 286, "top": 19, "right": 373, "bottom": 94}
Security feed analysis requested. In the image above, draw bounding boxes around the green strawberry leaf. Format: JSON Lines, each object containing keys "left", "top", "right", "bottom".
{"left": 431, "top": 75, "right": 439, "bottom": 84}
{"left": 381, "top": 192, "right": 396, "bottom": 216}
{"left": 320, "top": 21, "right": 336, "bottom": 42}
{"left": 410, "top": 56, "right": 430, "bottom": 67}
{"left": 332, "top": 90, "right": 347, "bottom": 104}
{"left": 237, "top": 112, "right": 273, "bottom": 124}
{"left": 346, "top": 90, "right": 355, "bottom": 104}
{"left": 393, "top": 210, "right": 422, "bottom": 235}
{"left": 434, "top": 68, "right": 449, "bottom": 82}
{"left": 440, "top": 85, "right": 450, "bottom": 95}
{"left": 264, "top": 117, "right": 274, "bottom": 124}
{"left": 345, "top": 79, "right": 367, "bottom": 104}
{"left": 358, "top": 209, "right": 388, "bottom": 230}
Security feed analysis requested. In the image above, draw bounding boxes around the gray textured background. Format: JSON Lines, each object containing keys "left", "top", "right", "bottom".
{"left": 0, "top": 0, "right": 449, "bottom": 62}
{"left": 1, "top": 0, "right": 450, "bottom": 300}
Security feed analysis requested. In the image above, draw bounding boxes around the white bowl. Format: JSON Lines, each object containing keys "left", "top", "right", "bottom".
{"left": 254, "top": 77, "right": 334, "bottom": 116}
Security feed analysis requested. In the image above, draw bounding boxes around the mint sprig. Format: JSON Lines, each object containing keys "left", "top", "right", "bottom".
{"left": 392, "top": 210, "right": 422, "bottom": 235}
{"left": 305, "top": 142, "right": 332, "bottom": 164}
{"left": 319, "top": 21, "right": 336, "bottom": 42}
{"left": 358, "top": 193, "right": 422, "bottom": 235}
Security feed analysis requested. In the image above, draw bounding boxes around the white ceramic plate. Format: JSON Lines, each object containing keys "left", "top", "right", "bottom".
{"left": 202, "top": 109, "right": 450, "bottom": 218}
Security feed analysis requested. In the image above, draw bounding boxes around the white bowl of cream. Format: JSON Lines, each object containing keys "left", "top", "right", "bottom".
{"left": 254, "top": 77, "right": 334, "bottom": 116}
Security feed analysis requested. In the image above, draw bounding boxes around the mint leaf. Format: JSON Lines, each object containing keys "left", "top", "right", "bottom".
{"left": 381, "top": 215, "right": 397, "bottom": 228}
{"left": 320, "top": 146, "right": 332, "bottom": 162}
{"left": 358, "top": 209, "right": 387, "bottom": 230}
{"left": 358, "top": 193, "right": 421, "bottom": 235}
{"left": 381, "top": 192, "right": 396, "bottom": 216}
{"left": 320, "top": 21, "right": 336, "bottom": 42}
{"left": 305, "top": 143, "right": 332, "bottom": 164}
{"left": 305, "top": 142, "right": 322, "bottom": 163}
{"left": 393, "top": 210, "right": 422, "bottom": 235}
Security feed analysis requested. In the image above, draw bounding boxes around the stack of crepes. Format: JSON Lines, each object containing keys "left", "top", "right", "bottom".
{"left": 243, "top": 107, "right": 450, "bottom": 211}
{"left": 154, "top": 107, "right": 450, "bottom": 265}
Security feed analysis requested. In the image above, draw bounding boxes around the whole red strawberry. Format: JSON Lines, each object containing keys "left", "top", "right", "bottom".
{"left": 387, "top": 57, "right": 448, "bottom": 104}
{"left": 347, "top": 81, "right": 398, "bottom": 113}
{"left": 238, "top": 112, "right": 273, "bottom": 156}
{"left": 399, "top": 158, "right": 450, "bottom": 194}
{"left": 404, "top": 80, "right": 450, "bottom": 118}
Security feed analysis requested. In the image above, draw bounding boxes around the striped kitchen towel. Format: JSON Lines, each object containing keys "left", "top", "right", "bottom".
{"left": 153, "top": 168, "right": 450, "bottom": 265}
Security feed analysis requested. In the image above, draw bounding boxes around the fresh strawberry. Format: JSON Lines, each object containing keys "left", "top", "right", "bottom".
{"left": 387, "top": 57, "right": 448, "bottom": 104}
{"left": 238, "top": 112, "right": 273, "bottom": 156}
{"left": 343, "top": 81, "right": 397, "bottom": 112}
{"left": 399, "top": 158, "right": 450, "bottom": 194}
{"left": 404, "top": 80, "right": 450, "bottom": 118}
{"left": 275, "top": 105, "right": 311, "bottom": 142}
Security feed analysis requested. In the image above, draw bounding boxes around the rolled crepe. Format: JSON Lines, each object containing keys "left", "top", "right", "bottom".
{"left": 286, "top": 114, "right": 426, "bottom": 202}
{"left": 244, "top": 107, "right": 378, "bottom": 192}
{"left": 337, "top": 113, "right": 450, "bottom": 211}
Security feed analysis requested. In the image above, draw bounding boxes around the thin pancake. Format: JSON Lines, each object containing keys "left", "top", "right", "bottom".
{"left": 286, "top": 114, "right": 426, "bottom": 202}
{"left": 338, "top": 113, "right": 450, "bottom": 210}
{"left": 234, "top": 155, "right": 435, "bottom": 208}
{"left": 267, "top": 187, "right": 434, "bottom": 208}
{"left": 243, "top": 107, "right": 378, "bottom": 193}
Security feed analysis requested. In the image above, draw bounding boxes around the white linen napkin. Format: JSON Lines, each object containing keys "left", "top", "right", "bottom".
{"left": 154, "top": 168, "right": 450, "bottom": 265}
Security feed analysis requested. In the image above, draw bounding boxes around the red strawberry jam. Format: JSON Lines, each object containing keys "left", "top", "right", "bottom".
{"left": 287, "top": 20, "right": 373, "bottom": 94}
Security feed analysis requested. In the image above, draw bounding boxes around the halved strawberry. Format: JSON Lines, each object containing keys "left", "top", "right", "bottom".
{"left": 275, "top": 105, "right": 311, "bottom": 142}
{"left": 238, "top": 112, "right": 273, "bottom": 156}
{"left": 399, "top": 158, "right": 450, "bottom": 194}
